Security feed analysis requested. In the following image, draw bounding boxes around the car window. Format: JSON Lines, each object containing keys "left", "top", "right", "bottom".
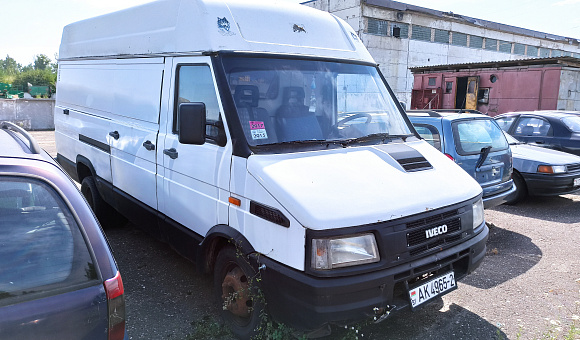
{"left": 0, "top": 176, "right": 99, "bottom": 306}
{"left": 414, "top": 124, "right": 441, "bottom": 151}
{"left": 561, "top": 116, "right": 580, "bottom": 133}
{"left": 495, "top": 116, "right": 516, "bottom": 132}
{"left": 452, "top": 119, "right": 508, "bottom": 155}
{"left": 513, "top": 117, "right": 552, "bottom": 137}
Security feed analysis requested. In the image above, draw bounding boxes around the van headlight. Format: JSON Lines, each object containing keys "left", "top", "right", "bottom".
{"left": 472, "top": 198, "right": 484, "bottom": 229}
{"left": 311, "top": 233, "right": 379, "bottom": 270}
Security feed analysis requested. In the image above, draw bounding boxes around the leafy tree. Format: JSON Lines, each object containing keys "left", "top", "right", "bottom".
{"left": 1, "top": 55, "right": 21, "bottom": 75}
{"left": 33, "top": 54, "right": 52, "bottom": 71}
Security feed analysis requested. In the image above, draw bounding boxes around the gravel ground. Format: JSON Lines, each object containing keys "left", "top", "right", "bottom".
{"left": 30, "top": 130, "right": 580, "bottom": 339}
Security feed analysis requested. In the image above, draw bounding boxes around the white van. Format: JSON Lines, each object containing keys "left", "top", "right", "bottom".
{"left": 54, "top": 0, "right": 488, "bottom": 337}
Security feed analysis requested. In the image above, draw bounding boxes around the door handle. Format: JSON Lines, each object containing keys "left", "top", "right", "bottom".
{"left": 163, "top": 148, "right": 178, "bottom": 159}
{"left": 109, "top": 131, "right": 120, "bottom": 140}
{"left": 142, "top": 140, "right": 155, "bottom": 151}
{"left": 535, "top": 140, "right": 545, "bottom": 144}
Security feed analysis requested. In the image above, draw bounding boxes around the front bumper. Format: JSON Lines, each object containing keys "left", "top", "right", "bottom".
{"left": 258, "top": 223, "right": 489, "bottom": 331}
{"left": 522, "top": 172, "right": 580, "bottom": 196}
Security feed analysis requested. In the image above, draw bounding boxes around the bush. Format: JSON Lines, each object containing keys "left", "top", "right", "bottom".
{"left": 13, "top": 69, "right": 56, "bottom": 94}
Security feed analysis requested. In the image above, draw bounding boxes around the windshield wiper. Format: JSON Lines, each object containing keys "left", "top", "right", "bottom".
{"left": 340, "top": 133, "right": 411, "bottom": 146}
{"left": 475, "top": 146, "right": 492, "bottom": 170}
{"left": 257, "top": 140, "right": 342, "bottom": 147}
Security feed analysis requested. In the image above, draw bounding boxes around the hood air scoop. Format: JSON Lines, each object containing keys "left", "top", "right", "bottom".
{"left": 377, "top": 144, "right": 433, "bottom": 172}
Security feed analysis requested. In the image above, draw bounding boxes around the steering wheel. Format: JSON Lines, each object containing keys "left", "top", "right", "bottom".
{"left": 331, "top": 112, "right": 372, "bottom": 130}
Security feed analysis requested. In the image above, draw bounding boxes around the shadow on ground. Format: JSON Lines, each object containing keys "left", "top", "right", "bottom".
{"left": 492, "top": 194, "right": 580, "bottom": 224}
{"left": 461, "top": 224, "right": 542, "bottom": 289}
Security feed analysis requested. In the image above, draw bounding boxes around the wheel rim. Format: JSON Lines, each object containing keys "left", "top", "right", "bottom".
{"left": 221, "top": 265, "right": 252, "bottom": 320}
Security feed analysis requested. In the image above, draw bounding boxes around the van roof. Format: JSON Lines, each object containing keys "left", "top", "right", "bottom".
{"left": 59, "top": 0, "right": 374, "bottom": 63}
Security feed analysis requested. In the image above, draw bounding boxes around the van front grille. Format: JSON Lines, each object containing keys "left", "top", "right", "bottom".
{"left": 407, "top": 218, "right": 461, "bottom": 247}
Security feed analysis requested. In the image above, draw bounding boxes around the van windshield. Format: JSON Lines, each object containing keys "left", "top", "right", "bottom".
{"left": 221, "top": 56, "right": 412, "bottom": 149}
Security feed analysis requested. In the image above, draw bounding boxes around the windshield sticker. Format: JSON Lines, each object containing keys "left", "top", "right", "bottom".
{"left": 249, "top": 121, "right": 268, "bottom": 140}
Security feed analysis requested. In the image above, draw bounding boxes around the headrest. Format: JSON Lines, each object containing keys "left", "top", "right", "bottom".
{"left": 234, "top": 85, "right": 260, "bottom": 107}
{"left": 282, "top": 87, "right": 305, "bottom": 105}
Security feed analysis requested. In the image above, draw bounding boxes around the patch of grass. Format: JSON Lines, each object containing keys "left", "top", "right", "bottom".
{"left": 189, "top": 315, "right": 232, "bottom": 339}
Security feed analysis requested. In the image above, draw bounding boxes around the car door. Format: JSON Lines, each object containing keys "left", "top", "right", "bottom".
{"left": 157, "top": 57, "right": 231, "bottom": 242}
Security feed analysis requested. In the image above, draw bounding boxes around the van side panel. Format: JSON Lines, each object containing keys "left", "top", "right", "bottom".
{"left": 57, "top": 59, "right": 164, "bottom": 209}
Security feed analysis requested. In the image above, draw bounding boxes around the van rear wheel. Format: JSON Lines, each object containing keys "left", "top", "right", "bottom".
{"left": 80, "top": 176, "right": 125, "bottom": 228}
{"left": 214, "top": 246, "right": 264, "bottom": 340}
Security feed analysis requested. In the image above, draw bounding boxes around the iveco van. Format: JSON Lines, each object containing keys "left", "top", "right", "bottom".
{"left": 54, "top": 0, "right": 488, "bottom": 338}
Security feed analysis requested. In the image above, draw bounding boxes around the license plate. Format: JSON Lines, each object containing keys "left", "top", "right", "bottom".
{"left": 408, "top": 271, "right": 456, "bottom": 309}
{"left": 574, "top": 178, "right": 580, "bottom": 187}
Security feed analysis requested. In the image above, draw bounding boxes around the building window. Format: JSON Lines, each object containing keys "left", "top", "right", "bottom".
{"left": 391, "top": 23, "right": 409, "bottom": 38}
{"left": 552, "top": 50, "right": 562, "bottom": 57}
{"left": 478, "top": 88, "right": 490, "bottom": 104}
{"left": 514, "top": 43, "right": 526, "bottom": 55}
{"left": 469, "top": 35, "right": 484, "bottom": 49}
{"left": 367, "top": 18, "right": 389, "bottom": 36}
{"left": 445, "top": 81, "right": 453, "bottom": 93}
{"left": 428, "top": 77, "right": 436, "bottom": 86}
{"left": 452, "top": 32, "right": 468, "bottom": 46}
{"left": 411, "top": 25, "right": 432, "bottom": 42}
{"left": 434, "top": 29, "right": 449, "bottom": 44}
{"left": 527, "top": 45, "right": 539, "bottom": 57}
{"left": 498, "top": 40, "right": 512, "bottom": 53}
{"left": 539, "top": 48, "right": 551, "bottom": 58}
{"left": 484, "top": 38, "right": 498, "bottom": 51}
{"left": 563, "top": 51, "right": 573, "bottom": 57}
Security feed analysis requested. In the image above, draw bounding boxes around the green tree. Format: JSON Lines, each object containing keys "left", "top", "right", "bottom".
{"left": 1, "top": 55, "right": 21, "bottom": 75}
{"left": 33, "top": 54, "right": 52, "bottom": 71}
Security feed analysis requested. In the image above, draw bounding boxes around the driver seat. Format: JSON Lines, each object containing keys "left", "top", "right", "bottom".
{"left": 275, "top": 87, "right": 323, "bottom": 142}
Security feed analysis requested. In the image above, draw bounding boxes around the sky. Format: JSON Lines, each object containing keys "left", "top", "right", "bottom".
{"left": 2, "top": 0, "right": 580, "bottom": 66}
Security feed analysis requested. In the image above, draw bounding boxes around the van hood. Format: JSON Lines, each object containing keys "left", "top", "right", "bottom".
{"left": 247, "top": 141, "right": 482, "bottom": 230}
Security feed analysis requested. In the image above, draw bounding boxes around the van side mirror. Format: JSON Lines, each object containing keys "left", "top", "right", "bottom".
{"left": 178, "top": 103, "right": 206, "bottom": 145}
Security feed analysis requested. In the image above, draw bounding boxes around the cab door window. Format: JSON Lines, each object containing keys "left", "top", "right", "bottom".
{"left": 174, "top": 65, "right": 222, "bottom": 142}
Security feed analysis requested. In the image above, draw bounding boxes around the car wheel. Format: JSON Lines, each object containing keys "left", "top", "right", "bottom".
{"left": 506, "top": 172, "right": 527, "bottom": 205}
{"left": 214, "top": 246, "right": 264, "bottom": 340}
{"left": 80, "top": 176, "right": 125, "bottom": 228}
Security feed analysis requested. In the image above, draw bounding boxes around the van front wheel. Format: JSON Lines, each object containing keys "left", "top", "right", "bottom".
{"left": 214, "top": 246, "right": 264, "bottom": 339}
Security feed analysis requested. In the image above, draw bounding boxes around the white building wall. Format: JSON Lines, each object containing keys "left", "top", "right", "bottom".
{"left": 306, "top": 0, "right": 580, "bottom": 108}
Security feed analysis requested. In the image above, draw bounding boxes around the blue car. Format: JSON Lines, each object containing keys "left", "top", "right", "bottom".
{"left": 0, "top": 122, "right": 126, "bottom": 340}
{"left": 495, "top": 111, "right": 580, "bottom": 156}
{"left": 408, "top": 110, "right": 515, "bottom": 208}
{"left": 503, "top": 132, "right": 580, "bottom": 204}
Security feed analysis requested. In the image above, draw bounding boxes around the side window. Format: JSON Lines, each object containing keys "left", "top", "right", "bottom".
{"left": 414, "top": 124, "right": 441, "bottom": 151}
{"left": 0, "top": 177, "right": 99, "bottom": 307}
{"left": 495, "top": 117, "right": 516, "bottom": 132}
{"left": 174, "top": 65, "right": 221, "bottom": 140}
{"left": 513, "top": 117, "right": 552, "bottom": 136}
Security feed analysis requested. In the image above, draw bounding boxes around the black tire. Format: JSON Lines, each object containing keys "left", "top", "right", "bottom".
{"left": 214, "top": 246, "right": 264, "bottom": 340}
{"left": 80, "top": 176, "right": 125, "bottom": 228}
{"left": 506, "top": 171, "right": 527, "bottom": 205}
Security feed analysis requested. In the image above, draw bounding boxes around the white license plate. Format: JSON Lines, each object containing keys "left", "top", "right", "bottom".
{"left": 574, "top": 178, "right": 580, "bottom": 187}
{"left": 408, "top": 271, "right": 456, "bottom": 308}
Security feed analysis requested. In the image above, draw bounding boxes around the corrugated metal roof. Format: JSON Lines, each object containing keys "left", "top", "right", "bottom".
{"left": 409, "top": 56, "right": 580, "bottom": 73}
{"left": 364, "top": 0, "right": 580, "bottom": 44}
